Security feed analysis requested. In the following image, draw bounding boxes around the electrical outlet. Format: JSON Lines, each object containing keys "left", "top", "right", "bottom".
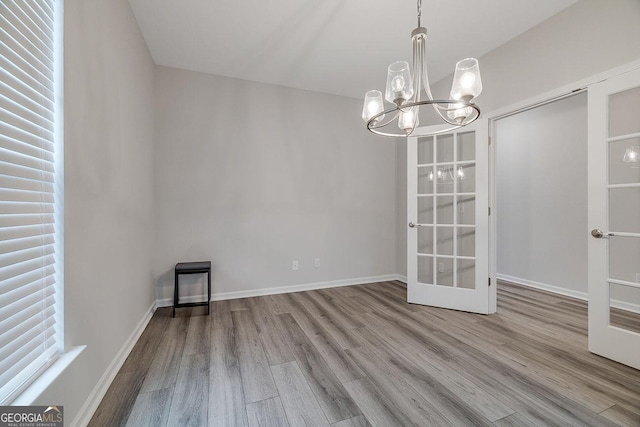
{"left": 292, "top": 260, "right": 299, "bottom": 271}
{"left": 636, "top": 273, "right": 640, "bottom": 284}
{"left": 438, "top": 262, "right": 445, "bottom": 273}
{"left": 314, "top": 258, "right": 320, "bottom": 268}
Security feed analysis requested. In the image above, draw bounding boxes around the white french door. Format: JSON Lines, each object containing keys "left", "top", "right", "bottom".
{"left": 407, "top": 120, "right": 495, "bottom": 314}
{"left": 588, "top": 68, "right": 640, "bottom": 369}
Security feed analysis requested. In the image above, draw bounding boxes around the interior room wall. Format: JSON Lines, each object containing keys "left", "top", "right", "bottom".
{"left": 153, "top": 66, "right": 398, "bottom": 302}
{"left": 33, "top": 0, "right": 156, "bottom": 424}
{"left": 430, "top": 0, "right": 640, "bottom": 115}
{"left": 397, "top": 0, "right": 640, "bottom": 286}
{"left": 495, "top": 93, "right": 587, "bottom": 293}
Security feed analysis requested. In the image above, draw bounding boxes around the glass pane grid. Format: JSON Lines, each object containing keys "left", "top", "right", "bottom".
{"left": 416, "top": 131, "right": 476, "bottom": 289}
{"left": 605, "top": 88, "right": 640, "bottom": 325}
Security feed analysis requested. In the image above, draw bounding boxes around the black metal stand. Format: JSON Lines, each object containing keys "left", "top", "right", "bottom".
{"left": 173, "top": 261, "right": 211, "bottom": 317}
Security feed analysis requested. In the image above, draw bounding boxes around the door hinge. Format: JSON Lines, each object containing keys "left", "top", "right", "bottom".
{"left": 488, "top": 277, "right": 491, "bottom": 287}
{"left": 488, "top": 136, "right": 492, "bottom": 145}
{"left": 488, "top": 207, "right": 491, "bottom": 216}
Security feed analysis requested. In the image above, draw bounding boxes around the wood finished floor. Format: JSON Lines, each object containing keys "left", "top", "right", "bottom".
{"left": 89, "top": 281, "right": 640, "bottom": 427}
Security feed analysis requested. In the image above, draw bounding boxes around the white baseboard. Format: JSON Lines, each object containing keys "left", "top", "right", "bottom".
{"left": 156, "top": 274, "right": 406, "bottom": 307}
{"left": 497, "top": 274, "right": 588, "bottom": 301}
{"left": 71, "top": 301, "right": 156, "bottom": 427}
{"left": 497, "top": 274, "right": 640, "bottom": 314}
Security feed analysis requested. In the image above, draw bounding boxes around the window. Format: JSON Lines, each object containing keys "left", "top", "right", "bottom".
{"left": 0, "top": 0, "right": 62, "bottom": 404}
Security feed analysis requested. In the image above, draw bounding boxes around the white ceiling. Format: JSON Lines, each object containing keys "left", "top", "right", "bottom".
{"left": 128, "top": 0, "right": 577, "bottom": 100}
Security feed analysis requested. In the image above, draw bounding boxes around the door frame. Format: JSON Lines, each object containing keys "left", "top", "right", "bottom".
{"left": 484, "top": 59, "right": 640, "bottom": 312}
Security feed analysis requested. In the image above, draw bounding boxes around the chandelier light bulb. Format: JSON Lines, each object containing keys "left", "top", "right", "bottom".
{"left": 447, "top": 103, "right": 473, "bottom": 124}
{"left": 450, "top": 58, "right": 482, "bottom": 101}
{"left": 391, "top": 76, "right": 406, "bottom": 92}
{"left": 460, "top": 72, "right": 476, "bottom": 89}
{"left": 362, "top": 90, "right": 385, "bottom": 123}
{"left": 385, "top": 61, "right": 414, "bottom": 105}
{"left": 398, "top": 108, "right": 418, "bottom": 133}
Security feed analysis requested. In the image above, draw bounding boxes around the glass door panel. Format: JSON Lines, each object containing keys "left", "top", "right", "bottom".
{"left": 407, "top": 119, "right": 491, "bottom": 314}
{"left": 609, "top": 283, "right": 640, "bottom": 334}
{"left": 418, "top": 256, "right": 434, "bottom": 284}
{"left": 588, "top": 68, "right": 640, "bottom": 369}
{"left": 609, "top": 87, "right": 640, "bottom": 137}
{"left": 608, "top": 137, "right": 640, "bottom": 185}
{"left": 607, "top": 89, "right": 640, "bottom": 326}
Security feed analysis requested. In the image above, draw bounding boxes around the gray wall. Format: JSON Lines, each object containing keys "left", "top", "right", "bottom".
{"left": 397, "top": 0, "right": 640, "bottom": 280}
{"left": 34, "top": 0, "right": 156, "bottom": 424}
{"left": 430, "top": 0, "right": 640, "bottom": 115}
{"left": 496, "top": 93, "right": 587, "bottom": 292}
{"left": 153, "top": 66, "right": 398, "bottom": 300}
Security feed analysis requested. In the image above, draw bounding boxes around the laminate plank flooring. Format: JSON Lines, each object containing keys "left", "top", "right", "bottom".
{"left": 139, "top": 315, "right": 188, "bottom": 393}
{"left": 166, "top": 353, "right": 209, "bottom": 426}
{"left": 246, "top": 397, "right": 289, "bottom": 427}
{"left": 211, "top": 300, "right": 233, "bottom": 329}
{"left": 125, "top": 387, "right": 173, "bottom": 427}
{"left": 247, "top": 297, "right": 294, "bottom": 365}
{"left": 332, "top": 415, "right": 371, "bottom": 427}
{"left": 270, "top": 361, "right": 330, "bottom": 427}
{"left": 209, "top": 328, "right": 248, "bottom": 427}
{"left": 345, "top": 346, "right": 459, "bottom": 427}
{"left": 231, "top": 310, "right": 278, "bottom": 404}
{"left": 89, "top": 370, "right": 146, "bottom": 426}
{"left": 275, "top": 312, "right": 361, "bottom": 423}
{"left": 184, "top": 313, "right": 211, "bottom": 356}
{"left": 91, "top": 281, "right": 640, "bottom": 426}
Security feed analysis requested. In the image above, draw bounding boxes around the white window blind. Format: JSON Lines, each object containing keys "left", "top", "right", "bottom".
{"left": 0, "top": 0, "right": 59, "bottom": 404}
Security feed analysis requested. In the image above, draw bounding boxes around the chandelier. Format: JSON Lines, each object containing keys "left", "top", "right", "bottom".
{"left": 362, "top": 0, "right": 483, "bottom": 137}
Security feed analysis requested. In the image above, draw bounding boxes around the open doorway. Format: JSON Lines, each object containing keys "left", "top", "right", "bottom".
{"left": 493, "top": 92, "right": 589, "bottom": 301}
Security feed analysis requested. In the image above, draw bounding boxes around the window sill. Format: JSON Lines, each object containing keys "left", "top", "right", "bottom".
{"left": 12, "top": 346, "right": 86, "bottom": 406}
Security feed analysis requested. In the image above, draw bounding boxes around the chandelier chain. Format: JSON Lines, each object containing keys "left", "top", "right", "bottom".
{"left": 417, "top": 0, "right": 422, "bottom": 27}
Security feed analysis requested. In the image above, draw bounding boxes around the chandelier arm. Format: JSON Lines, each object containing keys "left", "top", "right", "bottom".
{"left": 418, "top": 37, "right": 435, "bottom": 103}
{"left": 416, "top": 36, "right": 455, "bottom": 125}
{"left": 416, "top": 37, "right": 424, "bottom": 103}
{"left": 408, "top": 35, "right": 422, "bottom": 132}
{"left": 368, "top": 109, "right": 401, "bottom": 129}
{"left": 367, "top": 100, "right": 480, "bottom": 137}
{"left": 414, "top": 34, "right": 463, "bottom": 127}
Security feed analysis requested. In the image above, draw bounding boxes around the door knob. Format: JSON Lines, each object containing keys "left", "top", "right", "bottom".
{"left": 591, "top": 229, "right": 613, "bottom": 238}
